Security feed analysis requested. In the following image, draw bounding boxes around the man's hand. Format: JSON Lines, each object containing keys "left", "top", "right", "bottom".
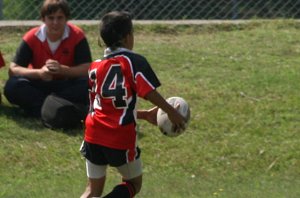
{"left": 40, "top": 65, "right": 53, "bottom": 81}
{"left": 45, "top": 59, "right": 61, "bottom": 74}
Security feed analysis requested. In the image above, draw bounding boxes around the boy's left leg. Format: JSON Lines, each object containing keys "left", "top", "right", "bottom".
{"left": 102, "top": 175, "right": 142, "bottom": 198}
{"left": 103, "top": 159, "right": 143, "bottom": 198}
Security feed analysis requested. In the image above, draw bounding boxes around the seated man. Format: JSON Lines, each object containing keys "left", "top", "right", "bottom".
{"left": 4, "top": 0, "right": 92, "bottom": 129}
{"left": 0, "top": 51, "right": 4, "bottom": 68}
{"left": 0, "top": 51, "right": 5, "bottom": 104}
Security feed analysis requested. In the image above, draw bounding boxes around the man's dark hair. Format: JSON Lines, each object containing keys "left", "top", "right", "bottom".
{"left": 40, "top": 0, "right": 70, "bottom": 19}
{"left": 100, "top": 11, "right": 133, "bottom": 49}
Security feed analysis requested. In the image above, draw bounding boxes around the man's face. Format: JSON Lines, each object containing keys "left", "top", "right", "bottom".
{"left": 43, "top": 9, "right": 67, "bottom": 39}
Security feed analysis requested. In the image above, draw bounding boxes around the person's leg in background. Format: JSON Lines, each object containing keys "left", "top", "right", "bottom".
{"left": 52, "top": 77, "right": 89, "bottom": 105}
{"left": 4, "top": 76, "right": 48, "bottom": 117}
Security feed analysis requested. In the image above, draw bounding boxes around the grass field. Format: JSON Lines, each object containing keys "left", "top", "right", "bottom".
{"left": 0, "top": 20, "right": 300, "bottom": 198}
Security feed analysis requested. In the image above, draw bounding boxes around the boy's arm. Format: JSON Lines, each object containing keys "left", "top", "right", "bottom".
{"left": 137, "top": 106, "right": 158, "bottom": 125}
{"left": 139, "top": 90, "right": 186, "bottom": 131}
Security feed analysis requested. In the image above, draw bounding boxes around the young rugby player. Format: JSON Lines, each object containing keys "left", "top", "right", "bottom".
{"left": 80, "top": 11, "right": 186, "bottom": 198}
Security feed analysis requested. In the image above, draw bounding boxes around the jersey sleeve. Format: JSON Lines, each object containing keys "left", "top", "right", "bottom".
{"left": 0, "top": 51, "right": 5, "bottom": 67}
{"left": 74, "top": 37, "right": 92, "bottom": 65}
{"left": 133, "top": 55, "right": 161, "bottom": 98}
{"left": 13, "top": 40, "right": 33, "bottom": 67}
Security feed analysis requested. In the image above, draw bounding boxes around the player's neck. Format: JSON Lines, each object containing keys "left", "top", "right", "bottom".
{"left": 47, "top": 34, "right": 63, "bottom": 42}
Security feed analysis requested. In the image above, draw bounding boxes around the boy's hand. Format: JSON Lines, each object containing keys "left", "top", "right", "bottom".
{"left": 145, "top": 106, "right": 158, "bottom": 125}
{"left": 168, "top": 104, "right": 187, "bottom": 133}
{"left": 137, "top": 106, "right": 158, "bottom": 125}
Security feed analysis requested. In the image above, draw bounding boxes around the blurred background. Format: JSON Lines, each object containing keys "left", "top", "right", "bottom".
{"left": 1, "top": 0, "right": 300, "bottom": 20}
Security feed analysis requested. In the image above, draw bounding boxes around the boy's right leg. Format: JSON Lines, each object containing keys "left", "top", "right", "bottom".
{"left": 80, "top": 177, "right": 106, "bottom": 198}
{"left": 80, "top": 159, "right": 107, "bottom": 198}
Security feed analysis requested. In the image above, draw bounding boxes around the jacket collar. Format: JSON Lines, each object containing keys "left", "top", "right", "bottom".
{"left": 35, "top": 23, "right": 70, "bottom": 42}
{"left": 104, "top": 47, "right": 132, "bottom": 57}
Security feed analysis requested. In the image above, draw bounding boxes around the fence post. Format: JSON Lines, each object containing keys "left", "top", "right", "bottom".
{"left": 0, "top": 0, "right": 3, "bottom": 20}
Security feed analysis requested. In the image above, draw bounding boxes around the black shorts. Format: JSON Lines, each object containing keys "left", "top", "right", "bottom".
{"left": 80, "top": 141, "right": 141, "bottom": 167}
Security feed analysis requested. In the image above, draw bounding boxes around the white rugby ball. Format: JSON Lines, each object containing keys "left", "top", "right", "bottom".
{"left": 157, "top": 96, "right": 190, "bottom": 137}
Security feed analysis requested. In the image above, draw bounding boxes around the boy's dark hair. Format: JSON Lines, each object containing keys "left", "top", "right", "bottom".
{"left": 40, "top": 0, "right": 70, "bottom": 19}
{"left": 100, "top": 11, "right": 133, "bottom": 48}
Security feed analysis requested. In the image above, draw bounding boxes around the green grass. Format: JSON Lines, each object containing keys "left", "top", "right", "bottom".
{"left": 0, "top": 20, "right": 300, "bottom": 198}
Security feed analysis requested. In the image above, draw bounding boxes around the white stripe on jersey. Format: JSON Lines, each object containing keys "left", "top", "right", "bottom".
{"left": 119, "top": 96, "right": 133, "bottom": 125}
{"left": 135, "top": 72, "right": 156, "bottom": 90}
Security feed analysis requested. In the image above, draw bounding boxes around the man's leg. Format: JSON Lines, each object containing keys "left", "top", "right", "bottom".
{"left": 4, "top": 76, "right": 47, "bottom": 117}
{"left": 53, "top": 77, "right": 89, "bottom": 105}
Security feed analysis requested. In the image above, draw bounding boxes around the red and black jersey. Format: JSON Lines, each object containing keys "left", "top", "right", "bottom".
{"left": 13, "top": 22, "right": 91, "bottom": 70}
{"left": 84, "top": 48, "right": 161, "bottom": 150}
{"left": 0, "top": 51, "right": 5, "bottom": 68}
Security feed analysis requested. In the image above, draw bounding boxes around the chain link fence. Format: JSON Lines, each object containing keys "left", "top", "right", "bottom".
{"left": 1, "top": 0, "right": 300, "bottom": 20}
